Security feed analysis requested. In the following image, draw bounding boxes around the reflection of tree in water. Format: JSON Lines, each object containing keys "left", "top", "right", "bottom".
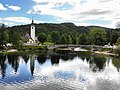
{"left": 60, "top": 54, "right": 76, "bottom": 61}
{"left": 89, "top": 56, "right": 106, "bottom": 72}
{"left": 37, "top": 55, "right": 46, "bottom": 65}
{"left": 77, "top": 52, "right": 91, "bottom": 62}
{"left": 22, "top": 55, "right": 29, "bottom": 64}
{"left": 86, "top": 57, "right": 90, "bottom": 62}
{"left": 7, "top": 54, "right": 19, "bottom": 73}
{"left": 51, "top": 55, "right": 60, "bottom": 65}
{"left": 112, "top": 57, "right": 120, "bottom": 72}
{"left": 0, "top": 55, "right": 7, "bottom": 78}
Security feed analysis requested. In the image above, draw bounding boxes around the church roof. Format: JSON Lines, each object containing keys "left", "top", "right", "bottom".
{"left": 25, "top": 33, "right": 30, "bottom": 38}
{"left": 24, "top": 33, "right": 34, "bottom": 42}
{"left": 24, "top": 33, "right": 30, "bottom": 42}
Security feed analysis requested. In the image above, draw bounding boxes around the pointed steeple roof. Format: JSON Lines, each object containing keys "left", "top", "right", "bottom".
{"left": 31, "top": 19, "right": 34, "bottom": 24}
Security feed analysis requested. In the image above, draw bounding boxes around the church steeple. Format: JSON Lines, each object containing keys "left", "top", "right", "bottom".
{"left": 32, "top": 19, "right": 34, "bottom": 24}
{"left": 30, "top": 19, "right": 35, "bottom": 43}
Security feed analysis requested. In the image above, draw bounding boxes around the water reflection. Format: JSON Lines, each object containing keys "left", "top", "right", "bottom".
{"left": 0, "top": 53, "right": 120, "bottom": 79}
{"left": 29, "top": 55, "right": 36, "bottom": 76}
{"left": 51, "top": 55, "right": 60, "bottom": 65}
{"left": 89, "top": 56, "right": 106, "bottom": 72}
{"left": 0, "top": 55, "right": 7, "bottom": 78}
{"left": 37, "top": 55, "right": 46, "bottom": 65}
{"left": 0, "top": 52, "right": 120, "bottom": 90}
{"left": 7, "top": 54, "right": 20, "bottom": 73}
{"left": 22, "top": 55, "right": 29, "bottom": 64}
{"left": 112, "top": 57, "right": 120, "bottom": 72}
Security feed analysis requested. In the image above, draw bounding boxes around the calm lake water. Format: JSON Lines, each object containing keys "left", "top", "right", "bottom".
{"left": 0, "top": 51, "right": 120, "bottom": 90}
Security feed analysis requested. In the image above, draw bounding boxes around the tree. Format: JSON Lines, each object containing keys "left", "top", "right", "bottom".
{"left": 111, "top": 30, "right": 120, "bottom": 44}
{"left": 9, "top": 30, "right": 23, "bottom": 46}
{"left": 47, "top": 34, "right": 52, "bottom": 42}
{"left": 50, "top": 31, "right": 60, "bottom": 44}
{"left": 64, "top": 33, "right": 72, "bottom": 44}
{"left": 61, "top": 34, "right": 67, "bottom": 44}
{"left": 3, "top": 31, "right": 9, "bottom": 46}
{"left": 0, "top": 24, "right": 9, "bottom": 47}
{"left": 116, "top": 37, "right": 120, "bottom": 45}
{"left": 89, "top": 28, "right": 107, "bottom": 45}
{"left": 60, "top": 33, "right": 72, "bottom": 44}
{"left": 71, "top": 33, "right": 78, "bottom": 44}
{"left": 38, "top": 33, "right": 47, "bottom": 44}
{"left": 77, "top": 34, "right": 88, "bottom": 45}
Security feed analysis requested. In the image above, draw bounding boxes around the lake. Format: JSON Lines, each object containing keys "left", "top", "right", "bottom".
{"left": 0, "top": 51, "right": 120, "bottom": 90}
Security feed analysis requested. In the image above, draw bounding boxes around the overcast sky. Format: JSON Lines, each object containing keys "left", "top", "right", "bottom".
{"left": 0, "top": 0, "right": 120, "bottom": 28}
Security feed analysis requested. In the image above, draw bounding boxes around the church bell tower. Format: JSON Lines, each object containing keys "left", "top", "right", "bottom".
{"left": 30, "top": 19, "right": 35, "bottom": 43}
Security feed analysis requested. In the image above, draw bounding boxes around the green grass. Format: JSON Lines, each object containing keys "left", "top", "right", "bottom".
{"left": 54, "top": 48, "right": 72, "bottom": 54}
{"left": 43, "top": 42, "right": 54, "bottom": 45}
{"left": 0, "top": 50, "right": 47, "bottom": 56}
{"left": 7, "top": 45, "right": 47, "bottom": 51}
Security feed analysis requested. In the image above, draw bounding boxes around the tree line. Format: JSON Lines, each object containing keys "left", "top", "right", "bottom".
{"left": 36, "top": 27, "right": 120, "bottom": 46}
{"left": 1, "top": 23, "right": 120, "bottom": 48}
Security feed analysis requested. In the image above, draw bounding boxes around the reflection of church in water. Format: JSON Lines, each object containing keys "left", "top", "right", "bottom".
{"left": 24, "top": 19, "right": 37, "bottom": 44}
{"left": 29, "top": 55, "right": 35, "bottom": 76}
{"left": 0, "top": 54, "right": 61, "bottom": 78}
{"left": 0, "top": 54, "right": 36, "bottom": 78}
{"left": 1, "top": 54, "right": 120, "bottom": 78}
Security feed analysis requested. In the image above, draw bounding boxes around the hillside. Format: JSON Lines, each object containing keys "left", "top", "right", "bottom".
{"left": 5, "top": 23, "right": 110, "bottom": 36}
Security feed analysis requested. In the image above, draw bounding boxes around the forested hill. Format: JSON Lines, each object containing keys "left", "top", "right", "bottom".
{"left": 1, "top": 22, "right": 120, "bottom": 45}
{"left": 5, "top": 22, "right": 110, "bottom": 36}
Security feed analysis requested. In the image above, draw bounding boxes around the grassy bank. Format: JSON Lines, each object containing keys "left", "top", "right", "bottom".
{"left": 54, "top": 48, "right": 73, "bottom": 54}
{"left": 11, "top": 45, "right": 47, "bottom": 51}
{"left": 0, "top": 45, "right": 47, "bottom": 54}
{"left": 0, "top": 50, "right": 47, "bottom": 56}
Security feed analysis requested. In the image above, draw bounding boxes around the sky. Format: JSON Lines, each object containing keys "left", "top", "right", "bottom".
{"left": 0, "top": 0, "right": 120, "bottom": 28}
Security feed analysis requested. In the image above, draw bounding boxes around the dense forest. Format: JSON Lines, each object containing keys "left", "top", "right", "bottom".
{"left": 0, "top": 22, "right": 120, "bottom": 47}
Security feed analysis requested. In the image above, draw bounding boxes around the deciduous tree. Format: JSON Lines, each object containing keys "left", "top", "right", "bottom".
{"left": 89, "top": 28, "right": 107, "bottom": 45}
{"left": 50, "top": 31, "right": 60, "bottom": 44}
{"left": 38, "top": 33, "right": 47, "bottom": 44}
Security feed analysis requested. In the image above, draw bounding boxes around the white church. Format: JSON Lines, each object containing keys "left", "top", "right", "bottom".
{"left": 24, "top": 19, "right": 37, "bottom": 45}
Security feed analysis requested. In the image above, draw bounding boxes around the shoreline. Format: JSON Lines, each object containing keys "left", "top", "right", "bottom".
{"left": 0, "top": 48, "right": 118, "bottom": 57}
{"left": 7, "top": 49, "right": 18, "bottom": 52}
{"left": 93, "top": 51, "right": 117, "bottom": 56}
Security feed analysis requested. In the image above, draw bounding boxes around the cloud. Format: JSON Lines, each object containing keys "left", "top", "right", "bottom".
{"left": 115, "top": 23, "right": 120, "bottom": 28}
{"left": 0, "top": 3, "right": 7, "bottom": 11}
{"left": 2, "top": 17, "right": 43, "bottom": 26}
{"left": 80, "top": 9, "right": 112, "bottom": 15}
{"left": 0, "top": 18, "right": 14, "bottom": 26}
{"left": 27, "top": 0, "right": 120, "bottom": 28}
{"left": 6, "top": 4, "right": 21, "bottom": 11}
{"left": 27, "top": 10, "right": 34, "bottom": 14}
{"left": 4, "top": 22, "right": 14, "bottom": 26}
{"left": 112, "top": 19, "right": 120, "bottom": 28}
{"left": 99, "top": 0, "right": 113, "bottom": 3}
{"left": 27, "top": 9, "right": 41, "bottom": 14}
